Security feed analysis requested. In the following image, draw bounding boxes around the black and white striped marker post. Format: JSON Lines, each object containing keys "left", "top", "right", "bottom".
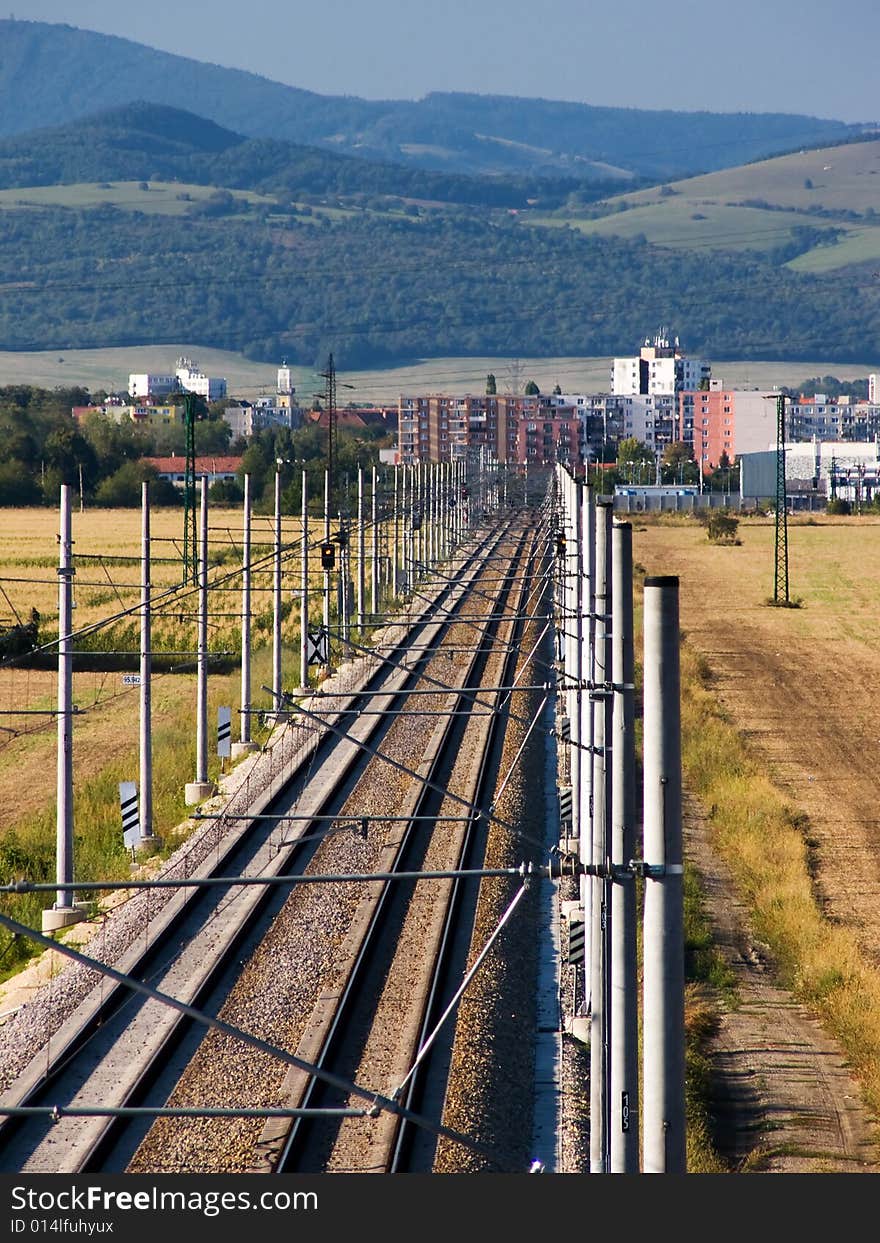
{"left": 217, "top": 706, "right": 232, "bottom": 758}
{"left": 120, "top": 781, "right": 139, "bottom": 850}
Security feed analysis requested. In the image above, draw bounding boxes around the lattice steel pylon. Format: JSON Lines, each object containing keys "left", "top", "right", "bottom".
{"left": 774, "top": 394, "right": 790, "bottom": 603}
{"left": 182, "top": 392, "right": 198, "bottom": 586}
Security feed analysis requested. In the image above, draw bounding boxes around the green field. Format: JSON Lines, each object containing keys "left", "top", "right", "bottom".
{"left": 526, "top": 137, "right": 880, "bottom": 272}
{"left": 0, "top": 180, "right": 277, "bottom": 217}
{"left": 527, "top": 201, "right": 844, "bottom": 252}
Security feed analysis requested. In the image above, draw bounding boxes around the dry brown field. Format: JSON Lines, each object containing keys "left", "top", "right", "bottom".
{"left": 632, "top": 510, "right": 880, "bottom": 969}
{"left": 0, "top": 504, "right": 314, "bottom": 833}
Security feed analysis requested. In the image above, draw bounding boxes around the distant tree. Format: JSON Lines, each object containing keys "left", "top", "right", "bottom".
{"left": 661, "top": 440, "right": 698, "bottom": 484}
{"left": 208, "top": 477, "right": 244, "bottom": 504}
{"left": 553, "top": 383, "right": 562, "bottom": 395}
{"left": 617, "top": 436, "right": 657, "bottom": 483}
{"left": 0, "top": 461, "right": 41, "bottom": 505}
{"left": 94, "top": 461, "right": 179, "bottom": 507}
{"left": 486, "top": 373, "right": 497, "bottom": 395}
{"left": 525, "top": 380, "right": 540, "bottom": 395}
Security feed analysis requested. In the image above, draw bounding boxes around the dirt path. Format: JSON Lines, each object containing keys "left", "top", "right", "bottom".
{"left": 686, "top": 797, "right": 878, "bottom": 1172}
{"left": 634, "top": 516, "right": 880, "bottom": 1172}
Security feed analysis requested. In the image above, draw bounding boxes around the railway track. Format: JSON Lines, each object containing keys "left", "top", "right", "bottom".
{"left": 0, "top": 507, "right": 556, "bottom": 1174}
{"left": 269, "top": 521, "right": 543, "bottom": 1173}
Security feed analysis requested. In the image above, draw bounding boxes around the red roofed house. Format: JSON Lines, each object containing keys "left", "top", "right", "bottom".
{"left": 141, "top": 455, "right": 244, "bottom": 490}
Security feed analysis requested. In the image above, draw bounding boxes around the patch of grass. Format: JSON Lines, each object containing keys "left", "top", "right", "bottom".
{"left": 0, "top": 651, "right": 279, "bottom": 977}
{"left": 0, "top": 181, "right": 276, "bottom": 218}
{"left": 763, "top": 596, "right": 804, "bottom": 609}
{"left": 678, "top": 639, "right": 880, "bottom": 1134}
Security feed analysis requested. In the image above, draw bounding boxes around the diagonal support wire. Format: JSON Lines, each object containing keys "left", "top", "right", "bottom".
{"left": 392, "top": 883, "right": 530, "bottom": 1100}
{"left": 0, "top": 910, "right": 497, "bottom": 1162}
{"left": 286, "top": 696, "right": 551, "bottom": 858}
{"left": 492, "top": 694, "right": 549, "bottom": 809}
{"left": 312, "top": 630, "right": 533, "bottom": 729}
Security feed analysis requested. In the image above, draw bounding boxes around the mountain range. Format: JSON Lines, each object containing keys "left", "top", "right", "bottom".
{"left": 1, "top": 21, "right": 879, "bottom": 372}
{"left": 0, "top": 19, "right": 869, "bottom": 182}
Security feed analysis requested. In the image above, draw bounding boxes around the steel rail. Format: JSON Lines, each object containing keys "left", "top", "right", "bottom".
{"left": 0, "top": 526, "right": 508, "bottom": 1171}
{"left": 273, "top": 522, "right": 542, "bottom": 1174}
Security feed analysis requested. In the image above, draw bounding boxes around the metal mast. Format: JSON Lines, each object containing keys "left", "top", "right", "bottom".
{"left": 320, "top": 353, "right": 337, "bottom": 519}
{"left": 774, "top": 394, "right": 790, "bottom": 604}
{"left": 183, "top": 392, "right": 198, "bottom": 586}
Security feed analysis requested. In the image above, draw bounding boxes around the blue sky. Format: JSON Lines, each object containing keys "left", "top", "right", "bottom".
{"left": 21, "top": 1, "right": 880, "bottom": 124}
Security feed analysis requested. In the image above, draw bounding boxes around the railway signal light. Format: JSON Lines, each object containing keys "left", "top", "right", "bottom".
{"left": 320, "top": 541, "right": 335, "bottom": 570}
{"left": 554, "top": 531, "right": 567, "bottom": 558}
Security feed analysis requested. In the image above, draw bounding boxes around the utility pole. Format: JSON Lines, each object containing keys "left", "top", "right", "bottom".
{"left": 357, "top": 466, "right": 365, "bottom": 630}
{"left": 299, "top": 469, "right": 309, "bottom": 692}
{"left": 642, "top": 575, "right": 686, "bottom": 1173}
{"left": 233, "top": 474, "right": 258, "bottom": 757}
{"left": 590, "top": 499, "right": 613, "bottom": 1173}
{"left": 182, "top": 392, "right": 199, "bottom": 586}
{"left": 774, "top": 394, "right": 790, "bottom": 604}
{"left": 272, "top": 463, "right": 282, "bottom": 713}
{"left": 371, "top": 464, "right": 379, "bottom": 616}
{"left": 139, "top": 481, "right": 155, "bottom": 839}
{"left": 44, "top": 484, "right": 83, "bottom": 931}
{"left": 185, "top": 481, "right": 214, "bottom": 805}
{"left": 610, "top": 519, "right": 638, "bottom": 1171}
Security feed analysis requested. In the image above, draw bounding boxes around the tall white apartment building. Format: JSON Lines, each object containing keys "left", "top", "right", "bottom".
{"left": 129, "top": 357, "right": 227, "bottom": 402}
{"left": 175, "top": 357, "right": 227, "bottom": 402}
{"left": 613, "top": 330, "right": 710, "bottom": 396}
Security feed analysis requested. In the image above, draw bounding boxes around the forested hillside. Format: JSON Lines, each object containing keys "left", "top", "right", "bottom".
{"left": 1, "top": 196, "right": 877, "bottom": 369}
{"left": 0, "top": 104, "right": 625, "bottom": 211}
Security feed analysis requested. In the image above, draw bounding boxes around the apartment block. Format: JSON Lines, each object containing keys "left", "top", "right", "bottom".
{"left": 398, "top": 392, "right": 584, "bottom": 465}
{"left": 613, "top": 331, "right": 710, "bottom": 397}
{"left": 678, "top": 387, "right": 776, "bottom": 470}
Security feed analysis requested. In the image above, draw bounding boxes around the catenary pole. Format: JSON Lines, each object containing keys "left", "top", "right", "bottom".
{"left": 371, "top": 464, "right": 379, "bottom": 615}
{"left": 322, "top": 468, "right": 331, "bottom": 665}
{"left": 590, "top": 498, "right": 613, "bottom": 1172}
{"left": 392, "top": 464, "right": 400, "bottom": 598}
{"left": 185, "top": 481, "right": 213, "bottom": 804}
{"left": 272, "top": 465, "right": 282, "bottom": 711}
{"left": 139, "top": 481, "right": 154, "bottom": 838}
{"left": 44, "top": 484, "right": 82, "bottom": 930}
{"left": 579, "top": 480, "right": 595, "bottom": 1004}
{"left": 300, "top": 470, "right": 309, "bottom": 691}
{"left": 357, "top": 466, "right": 365, "bottom": 629}
{"left": 240, "top": 473, "right": 252, "bottom": 744}
{"left": 233, "top": 474, "right": 257, "bottom": 756}
{"left": 610, "top": 520, "right": 638, "bottom": 1171}
{"left": 641, "top": 575, "right": 686, "bottom": 1173}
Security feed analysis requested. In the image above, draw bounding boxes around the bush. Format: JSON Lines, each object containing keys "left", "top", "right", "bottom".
{"left": 706, "top": 512, "right": 740, "bottom": 544}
